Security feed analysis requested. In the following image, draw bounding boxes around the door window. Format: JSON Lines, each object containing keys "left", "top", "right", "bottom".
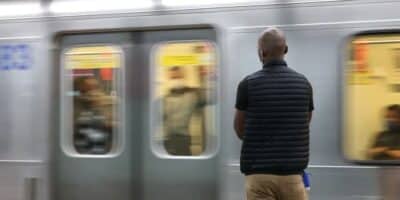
{"left": 61, "top": 45, "right": 124, "bottom": 156}
{"left": 151, "top": 41, "right": 218, "bottom": 157}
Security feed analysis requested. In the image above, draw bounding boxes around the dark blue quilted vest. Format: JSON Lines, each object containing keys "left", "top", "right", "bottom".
{"left": 240, "top": 61, "right": 312, "bottom": 175}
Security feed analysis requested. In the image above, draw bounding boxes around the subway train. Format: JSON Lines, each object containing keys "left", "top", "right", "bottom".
{"left": 0, "top": 0, "right": 399, "bottom": 200}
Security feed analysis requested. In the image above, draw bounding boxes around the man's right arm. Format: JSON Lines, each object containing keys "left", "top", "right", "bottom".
{"left": 234, "top": 78, "right": 248, "bottom": 140}
{"left": 234, "top": 110, "right": 245, "bottom": 140}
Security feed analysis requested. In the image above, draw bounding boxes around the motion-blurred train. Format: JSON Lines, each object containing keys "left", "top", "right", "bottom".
{"left": 0, "top": 0, "right": 399, "bottom": 200}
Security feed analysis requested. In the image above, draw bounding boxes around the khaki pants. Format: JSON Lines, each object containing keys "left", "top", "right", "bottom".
{"left": 245, "top": 174, "right": 308, "bottom": 200}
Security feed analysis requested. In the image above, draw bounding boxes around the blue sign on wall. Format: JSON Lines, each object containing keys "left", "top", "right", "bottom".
{"left": 0, "top": 44, "right": 32, "bottom": 70}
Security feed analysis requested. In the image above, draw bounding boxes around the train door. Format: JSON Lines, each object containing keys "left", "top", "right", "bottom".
{"left": 139, "top": 28, "right": 219, "bottom": 200}
{"left": 55, "top": 32, "right": 137, "bottom": 200}
{"left": 54, "top": 28, "right": 219, "bottom": 200}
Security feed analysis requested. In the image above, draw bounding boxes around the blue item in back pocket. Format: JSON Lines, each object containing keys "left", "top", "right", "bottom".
{"left": 302, "top": 171, "right": 310, "bottom": 191}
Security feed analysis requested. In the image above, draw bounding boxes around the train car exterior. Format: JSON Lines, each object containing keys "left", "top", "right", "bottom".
{"left": 0, "top": 0, "right": 398, "bottom": 199}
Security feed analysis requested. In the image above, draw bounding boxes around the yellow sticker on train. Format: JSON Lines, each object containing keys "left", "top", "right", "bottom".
{"left": 161, "top": 55, "right": 200, "bottom": 66}
{"left": 65, "top": 46, "right": 121, "bottom": 69}
{"left": 156, "top": 42, "right": 215, "bottom": 67}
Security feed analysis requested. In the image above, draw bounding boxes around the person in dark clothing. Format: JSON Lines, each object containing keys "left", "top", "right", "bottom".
{"left": 368, "top": 104, "right": 400, "bottom": 160}
{"left": 74, "top": 77, "right": 115, "bottom": 154}
{"left": 234, "top": 27, "right": 313, "bottom": 200}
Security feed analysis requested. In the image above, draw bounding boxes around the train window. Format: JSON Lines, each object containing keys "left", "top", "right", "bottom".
{"left": 151, "top": 41, "right": 218, "bottom": 158}
{"left": 344, "top": 32, "right": 400, "bottom": 163}
{"left": 61, "top": 45, "right": 123, "bottom": 156}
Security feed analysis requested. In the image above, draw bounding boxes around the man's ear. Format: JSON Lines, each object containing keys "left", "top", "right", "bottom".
{"left": 258, "top": 49, "right": 264, "bottom": 61}
{"left": 261, "top": 49, "right": 268, "bottom": 58}
{"left": 284, "top": 45, "right": 288, "bottom": 54}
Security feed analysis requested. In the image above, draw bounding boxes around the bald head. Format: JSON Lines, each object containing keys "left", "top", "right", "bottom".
{"left": 258, "top": 27, "right": 287, "bottom": 64}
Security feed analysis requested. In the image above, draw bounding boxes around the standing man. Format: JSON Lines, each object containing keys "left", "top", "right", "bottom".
{"left": 234, "top": 27, "right": 313, "bottom": 200}
{"left": 163, "top": 66, "right": 215, "bottom": 156}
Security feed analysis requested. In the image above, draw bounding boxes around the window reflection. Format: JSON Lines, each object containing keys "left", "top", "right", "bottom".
{"left": 154, "top": 42, "right": 217, "bottom": 156}
{"left": 63, "top": 46, "right": 122, "bottom": 155}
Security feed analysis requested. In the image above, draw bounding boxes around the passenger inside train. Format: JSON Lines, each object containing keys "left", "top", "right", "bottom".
{"left": 368, "top": 104, "right": 400, "bottom": 160}
{"left": 73, "top": 75, "right": 116, "bottom": 154}
{"left": 162, "top": 65, "right": 215, "bottom": 156}
{"left": 154, "top": 42, "right": 217, "bottom": 156}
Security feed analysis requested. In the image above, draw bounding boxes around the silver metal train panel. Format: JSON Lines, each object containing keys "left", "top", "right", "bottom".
{"left": 0, "top": 0, "right": 398, "bottom": 199}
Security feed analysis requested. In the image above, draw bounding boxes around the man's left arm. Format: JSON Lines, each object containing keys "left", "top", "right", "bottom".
{"left": 308, "top": 81, "right": 314, "bottom": 123}
{"left": 196, "top": 67, "right": 217, "bottom": 107}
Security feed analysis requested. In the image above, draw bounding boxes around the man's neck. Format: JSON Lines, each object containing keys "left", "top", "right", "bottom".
{"left": 263, "top": 57, "right": 284, "bottom": 65}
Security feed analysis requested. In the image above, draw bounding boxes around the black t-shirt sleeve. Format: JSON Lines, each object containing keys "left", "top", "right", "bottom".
{"left": 235, "top": 78, "right": 248, "bottom": 111}
{"left": 308, "top": 82, "right": 314, "bottom": 111}
{"left": 373, "top": 132, "right": 391, "bottom": 148}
